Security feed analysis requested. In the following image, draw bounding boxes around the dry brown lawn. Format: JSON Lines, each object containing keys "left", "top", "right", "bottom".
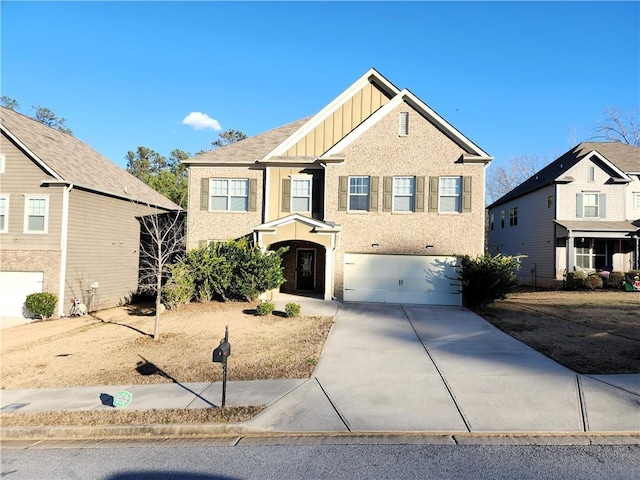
{"left": 1, "top": 301, "right": 333, "bottom": 390}
{"left": 480, "top": 289, "right": 640, "bottom": 374}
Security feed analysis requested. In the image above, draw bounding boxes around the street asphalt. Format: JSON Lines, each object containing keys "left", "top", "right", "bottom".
{"left": 1, "top": 296, "right": 639, "bottom": 440}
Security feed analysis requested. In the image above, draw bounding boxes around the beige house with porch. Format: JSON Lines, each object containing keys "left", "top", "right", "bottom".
{"left": 185, "top": 69, "right": 492, "bottom": 304}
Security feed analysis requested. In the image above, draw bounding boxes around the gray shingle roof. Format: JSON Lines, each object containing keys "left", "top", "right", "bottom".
{"left": 185, "top": 116, "right": 312, "bottom": 165}
{"left": 489, "top": 142, "right": 640, "bottom": 208}
{"left": 0, "top": 107, "right": 179, "bottom": 210}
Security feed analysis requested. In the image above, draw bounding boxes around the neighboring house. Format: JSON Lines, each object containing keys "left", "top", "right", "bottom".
{"left": 0, "top": 107, "right": 180, "bottom": 318}
{"left": 184, "top": 69, "right": 492, "bottom": 305}
{"left": 487, "top": 142, "right": 640, "bottom": 287}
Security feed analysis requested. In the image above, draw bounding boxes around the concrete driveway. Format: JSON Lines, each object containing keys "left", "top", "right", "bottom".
{"left": 248, "top": 303, "right": 640, "bottom": 433}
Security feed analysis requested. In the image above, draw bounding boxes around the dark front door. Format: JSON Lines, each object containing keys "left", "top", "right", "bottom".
{"left": 296, "top": 249, "right": 315, "bottom": 290}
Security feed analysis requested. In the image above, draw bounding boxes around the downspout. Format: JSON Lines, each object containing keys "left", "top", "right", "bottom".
{"left": 58, "top": 183, "right": 73, "bottom": 317}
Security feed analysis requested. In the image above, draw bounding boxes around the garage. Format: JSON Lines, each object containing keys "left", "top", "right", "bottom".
{"left": 343, "top": 254, "right": 461, "bottom": 305}
{"left": 0, "top": 271, "right": 44, "bottom": 317}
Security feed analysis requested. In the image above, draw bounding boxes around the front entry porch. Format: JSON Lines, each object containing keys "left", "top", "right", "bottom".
{"left": 254, "top": 213, "right": 341, "bottom": 301}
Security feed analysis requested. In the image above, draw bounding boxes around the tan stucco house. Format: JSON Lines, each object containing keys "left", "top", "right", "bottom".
{"left": 185, "top": 69, "right": 492, "bottom": 305}
{"left": 0, "top": 107, "right": 179, "bottom": 318}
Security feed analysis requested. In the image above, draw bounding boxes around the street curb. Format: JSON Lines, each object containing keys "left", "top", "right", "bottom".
{"left": 2, "top": 423, "right": 639, "bottom": 445}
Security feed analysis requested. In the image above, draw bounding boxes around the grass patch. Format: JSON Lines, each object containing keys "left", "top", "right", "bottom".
{"left": 0, "top": 406, "right": 264, "bottom": 427}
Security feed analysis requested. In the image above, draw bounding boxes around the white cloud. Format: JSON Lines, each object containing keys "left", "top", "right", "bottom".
{"left": 182, "top": 112, "right": 222, "bottom": 131}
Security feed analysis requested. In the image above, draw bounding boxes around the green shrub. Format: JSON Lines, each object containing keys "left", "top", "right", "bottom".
{"left": 285, "top": 302, "right": 301, "bottom": 318}
{"left": 608, "top": 272, "right": 625, "bottom": 289}
{"left": 161, "top": 263, "right": 195, "bottom": 310}
{"left": 256, "top": 301, "right": 275, "bottom": 316}
{"left": 566, "top": 270, "right": 586, "bottom": 290}
{"left": 456, "top": 254, "right": 522, "bottom": 309}
{"left": 25, "top": 292, "right": 58, "bottom": 320}
{"left": 584, "top": 274, "right": 603, "bottom": 290}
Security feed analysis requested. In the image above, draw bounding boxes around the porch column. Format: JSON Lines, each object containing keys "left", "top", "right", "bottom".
{"left": 324, "top": 247, "right": 334, "bottom": 301}
{"left": 566, "top": 230, "right": 574, "bottom": 274}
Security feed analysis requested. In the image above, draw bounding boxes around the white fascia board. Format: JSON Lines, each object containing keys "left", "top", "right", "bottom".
{"left": 322, "top": 90, "right": 493, "bottom": 161}
{"left": 586, "top": 150, "right": 633, "bottom": 181}
{"left": 401, "top": 90, "right": 492, "bottom": 159}
{"left": 1, "top": 125, "right": 64, "bottom": 180}
{"left": 322, "top": 95, "right": 403, "bottom": 157}
{"left": 256, "top": 213, "right": 337, "bottom": 231}
{"left": 262, "top": 69, "right": 401, "bottom": 161}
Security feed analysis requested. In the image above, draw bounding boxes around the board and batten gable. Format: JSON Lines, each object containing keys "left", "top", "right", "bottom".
{"left": 284, "top": 82, "right": 392, "bottom": 157}
{"left": 325, "top": 100, "right": 486, "bottom": 296}
{"left": 187, "top": 166, "right": 264, "bottom": 249}
{"left": 488, "top": 184, "right": 557, "bottom": 287}
{"left": 557, "top": 156, "right": 627, "bottom": 222}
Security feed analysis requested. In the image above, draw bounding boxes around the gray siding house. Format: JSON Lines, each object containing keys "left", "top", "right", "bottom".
{"left": 0, "top": 107, "right": 179, "bottom": 318}
{"left": 488, "top": 142, "right": 640, "bottom": 287}
{"left": 185, "top": 69, "right": 492, "bottom": 305}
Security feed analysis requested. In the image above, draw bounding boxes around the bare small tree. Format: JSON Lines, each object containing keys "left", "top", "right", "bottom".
{"left": 137, "top": 206, "right": 186, "bottom": 340}
{"left": 592, "top": 107, "right": 640, "bottom": 146}
{"left": 486, "top": 155, "right": 546, "bottom": 204}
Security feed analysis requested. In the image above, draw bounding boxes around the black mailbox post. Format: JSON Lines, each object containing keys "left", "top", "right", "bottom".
{"left": 212, "top": 326, "right": 231, "bottom": 407}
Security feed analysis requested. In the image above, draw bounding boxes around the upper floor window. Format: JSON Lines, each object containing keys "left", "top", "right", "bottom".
{"left": 588, "top": 166, "right": 595, "bottom": 182}
{"left": 399, "top": 112, "right": 409, "bottom": 136}
{"left": 291, "top": 177, "right": 312, "bottom": 213}
{"left": 0, "top": 154, "right": 5, "bottom": 174}
{"left": 439, "top": 177, "right": 461, "bottom": 213}
{"left": 393, "top": 176, "right": 415, "bottom": 212}
{"left": 500, "top": 210, "right": 505, "bottom": 228}
{"left": 634, "top": 192, "right": 640, "bottom": 210}
{"left": 547, "top": 195, "right": 553, "bottom": 209}
{"left": 0, "top": 195, "right": 8, "bottom": 233}
{"left": 348, "top": 176, "right": 369, "bottom": 211}
{"left": 583, "top": 193, "right": 599, "bottom": 218}
{"left": 24, "top": 195, "right": 48, "bottom": 233}
{"left": 210, "top": 179, "right": 248, "bottom": 211}
{"left": 509, "top": 207, "right": 518, "bottom": 226}
{"left": 490, "top": 213, "right": 494, "bottom": 231}
{"left": 576, "top": 192, "right": 606, "bottom": 219}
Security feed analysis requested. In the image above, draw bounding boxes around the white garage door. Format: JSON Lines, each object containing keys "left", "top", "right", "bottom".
{"left": 344, "top": 254, "right": 461, "bottom": 306}
{"left": 0, "top": 271, "right": 44, "bottom": 317}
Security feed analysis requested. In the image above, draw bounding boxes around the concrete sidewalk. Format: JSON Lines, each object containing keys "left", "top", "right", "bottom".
{"left": 1, "top": 303, "right": 639, "bottom": 437}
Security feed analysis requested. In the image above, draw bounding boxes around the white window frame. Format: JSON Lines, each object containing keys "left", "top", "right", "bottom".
{"left": 348, "top": 176, "right": 369, "bottom": 212}
{"left": 24, "top": 194, "right": 49, "bottom": 234}
{"left": 209, "top": 178, "right": 249, "bottom": 212}
{"left": 509, "top": 207, "right": 518, "bottom": 226}
{"left": 399, "top": 112, "right": 409, "bottom": 136}
{"left": 291, "top": 176, "right": 312, "bottom": 213}
{"left": 392, "top": 176, "right": 415, "bottom": 212}
{"left": 583, "top": 193, "right": 599, "bottom": 218}
{"left": 0, "top": 195, "right": 8, "bottom": 233}
{"left": 438, "top": 176, "right": 462, "bottom": 213}
{"left": 0, "top": 154, "right": 5, "bottom": 174}
{"left": 588, "top": 166, "right": 595, "bottom": 182}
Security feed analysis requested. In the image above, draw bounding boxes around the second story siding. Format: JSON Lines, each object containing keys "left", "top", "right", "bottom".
{"left": 0, "top": 132, "right": 62, "bottom": 251}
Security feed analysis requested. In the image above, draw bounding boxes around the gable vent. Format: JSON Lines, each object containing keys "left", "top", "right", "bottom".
{"left": 399, "top": 112, "right": 409, "bottom": 136}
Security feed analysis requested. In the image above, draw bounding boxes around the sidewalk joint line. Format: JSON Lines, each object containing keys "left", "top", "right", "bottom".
{"left": 314, "top": 377, "right": 351, "bottom": 432}
{"left": 401, "top": 305, "right": 472, "bottom": 433}
{"left": 584, "top": 375, "right": 640, "bottom": 398}
{"left": 576, "top": 375, "right": 589, "bottom": 433}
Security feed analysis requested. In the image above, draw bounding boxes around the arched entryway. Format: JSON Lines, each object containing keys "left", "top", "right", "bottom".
{"left": 271, "top": 240, "right": 326, "bottom": 297}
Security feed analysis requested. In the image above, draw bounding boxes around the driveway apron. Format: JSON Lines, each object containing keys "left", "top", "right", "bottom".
{"left": 248, "top": 303, "right": 640, "bottom": 433}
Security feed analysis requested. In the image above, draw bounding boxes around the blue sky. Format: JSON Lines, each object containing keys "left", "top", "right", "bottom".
{"left": 2, "top": 1, "right": 639, "bottom": 175}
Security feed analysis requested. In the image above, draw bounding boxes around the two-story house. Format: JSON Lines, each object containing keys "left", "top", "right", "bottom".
{"left": 487, "top": 142, "right": 640, "bottom": 287}
{"left": 184, "top": 69, "right": 492, "bottom": 305}
{"left": 0, "top": 107, "right": 179, "bottom": 318}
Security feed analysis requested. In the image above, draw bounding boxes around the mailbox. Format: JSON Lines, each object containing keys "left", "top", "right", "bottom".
{"left": 212, "top": 340, "right": 231, "bottom": 363}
